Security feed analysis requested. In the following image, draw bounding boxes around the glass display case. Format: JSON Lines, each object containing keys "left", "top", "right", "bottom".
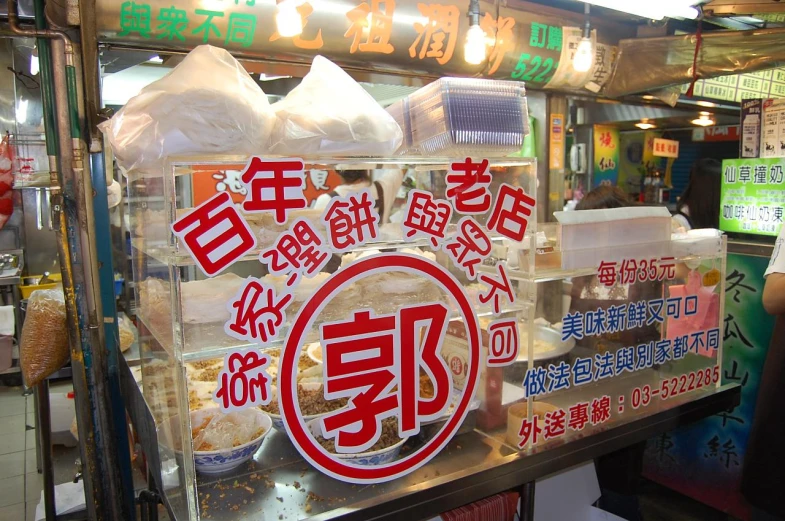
{"left": 128, "top": 155, "right": 727, "bottom": 521}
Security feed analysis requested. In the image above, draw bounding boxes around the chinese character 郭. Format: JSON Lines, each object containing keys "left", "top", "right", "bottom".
{"left": 241, "top": 157, "right": 307, "bottom": 224}
{"left": 323, "top": 189, "right": 380, "bottom": 252}
{"left": 446, "top": 158, "right": 492, "bottom": 214}
{"left": 487, "top": 184, "right": 535, "bottom": 242}
{"left": 402, "top": 190, "right": 453, "bottom": 248}
{"left": 171, "top": 192, "right": 257, "bottom": 276}
{"left": 320, "top": 303, "right": 452, "bottom": 451}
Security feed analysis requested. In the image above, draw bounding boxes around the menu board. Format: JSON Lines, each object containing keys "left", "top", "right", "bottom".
{"left": 682, "top": 69, "right": 785, "bottom": 103}
{"left": 720, "top": 157, "right": 785, "bottom": 236}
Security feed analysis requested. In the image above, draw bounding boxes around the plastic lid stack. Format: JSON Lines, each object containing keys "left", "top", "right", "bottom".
{"left": 386, "top": 78, "right": 529, "bottom": 157}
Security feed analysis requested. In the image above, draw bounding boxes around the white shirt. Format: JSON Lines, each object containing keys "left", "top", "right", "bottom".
{"left": 313, "top": 169, "right": 405, "bottom": 224}
{"left": 765, "top": 225, "right": 785, "bottom": 277}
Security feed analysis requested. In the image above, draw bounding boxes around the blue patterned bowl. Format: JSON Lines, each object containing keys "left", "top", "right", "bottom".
{"left": 306, "top": 419, "right": 406, "bottom": 466}
{"left": 191, "top": 408, "right": 272, "bottom": 474}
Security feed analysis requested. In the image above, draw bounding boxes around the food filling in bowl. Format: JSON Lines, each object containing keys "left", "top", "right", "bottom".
{"left": 317, "top": 418, "right": 402, "bottom": 454}
{"left": 260, "top": 384, "right": 348, "bottom": 416}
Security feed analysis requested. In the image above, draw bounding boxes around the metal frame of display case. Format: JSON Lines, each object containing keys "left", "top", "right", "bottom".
{"left": 121, "top": 354, "right": 739, "bottom": 521}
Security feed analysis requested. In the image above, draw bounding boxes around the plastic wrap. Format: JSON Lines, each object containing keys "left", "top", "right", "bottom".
{"left": 268, "top": 56, "right": 402, "bottom": 156}
{"left": 99, "top": 45, "right": 275, "bottom": 175}
{"left": 192, "top": 409, "right": 268, "bottom": 451}
{"left": 20, "top": 288, "right": 69, "bottom": 387}
{"left": 604, "top": 28, "right": 785, "bottom": 97}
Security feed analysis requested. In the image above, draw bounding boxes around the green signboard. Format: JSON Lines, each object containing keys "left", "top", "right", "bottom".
{"left": 720, "top": 157, "right": 785, "bottom": 236}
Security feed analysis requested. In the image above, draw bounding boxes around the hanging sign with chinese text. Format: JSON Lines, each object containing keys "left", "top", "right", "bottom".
{"left": 652, "top": 138, "right": 679, "bottom": 159}
{"left": 97, "top": 0, "right": 608, "bottom": 87}
{"left": 720, "top": 157, "right": 785, "bottom": 237}
{"left": 171, "top": 155, "right": 537, "bottom": 483}
{"left": 593, "top": 125, "right": 620, "bottom": 187}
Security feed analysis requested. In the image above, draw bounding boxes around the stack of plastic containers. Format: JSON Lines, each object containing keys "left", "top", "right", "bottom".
{"left": 386, "top": 78, "right": 529, "bottom": 156}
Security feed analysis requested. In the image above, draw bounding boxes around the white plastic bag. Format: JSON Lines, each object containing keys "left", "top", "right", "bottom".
{"left": 269, "top": 56, "right": 403, "bottom": 156}
{"left": 99, "top": 45, "right": 274, "bottom": 175}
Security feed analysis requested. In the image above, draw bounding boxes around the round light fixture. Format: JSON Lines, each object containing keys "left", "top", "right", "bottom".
{"left": 691, "top": 113, "right": 715, "bottom": 127}
{"left": 635, "top": 119, "right": 656, "bottom": 130}
{"left": 276, "top": 0, "right": 302, "bottom": 38}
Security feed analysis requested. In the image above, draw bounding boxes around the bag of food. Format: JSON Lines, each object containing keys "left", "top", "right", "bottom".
{"left": 99, "top": 45, "right": 275, "bottom": 175}
{"left": 20, "top": 288, "right": 69, "bottom": 387}
{"left": 268, "top": 55, "right": 402, "bottom": 156}
{"left": 118, "top": 314, "right": 137, "bottom": 353}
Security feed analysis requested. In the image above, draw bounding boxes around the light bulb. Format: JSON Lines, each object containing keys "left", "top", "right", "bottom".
{"left": 464, "top": 24, "right": 487, "bottom": 65}
{"left": 276, "top": 0, "right": 302, "bottom": 38}
{"left": 573, "top": 37, "right": 593, "bottom": 73}
{"left": 16, "top": 99, "right": 28, "bottom": 123}
{"left": 635, "top": 120, "right": 656, "bottom": 130}
{"left": 30, "top": 54, "right": 39, "bottom": 76}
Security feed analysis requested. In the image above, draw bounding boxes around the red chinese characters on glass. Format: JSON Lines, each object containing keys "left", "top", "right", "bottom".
{"left": 443, "top": 217, "right": 492, "bottom": 279}
{"left": 241, "top": 157, "right": 307, "bottom": 225}
{"left": 224, "top": 278, "right": 293, "bottom": 346}
{"left": 171, "top": 192, "right": 257, "bottom": 277}
{"left": 213, "top": 350, "right": 272, "bottom": 412}
{"left": 598, "top": 260, "right": 618, "bottom": 287}
{"left": 322, "top": 189, "right": 380, "bottom": 253}
{"left": 517, "top": 415, "right": 541, "bottom": 447}
{"left": 402, "top": 190, "right": 453, "bottom": 248}
{"left": 260, "top": 218, "right": 331, "bottom": 286}
{"left": 487, "top": 184, "right": 535, "bottom": 242}
{"left": 446, "top": 158, "right": 492, "bottom": 214}
{"left": 319, "top": 303, "right": 452, "bottom": 453}
{"left": 487, "top": 319, "right": 519, "bottom": 367}
{"left": 478, "top": 263, "right": 516, "bottom": 315}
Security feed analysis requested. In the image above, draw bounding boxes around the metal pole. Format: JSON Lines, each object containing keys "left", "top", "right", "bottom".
{"left": 34, "top": 381, "right": 56, "bottom": 520}
{"left": 520, "top": 481, "right": 535, "bottom": 521}
{"left": 8, "top": 0, "right": 134, "bottom": 517}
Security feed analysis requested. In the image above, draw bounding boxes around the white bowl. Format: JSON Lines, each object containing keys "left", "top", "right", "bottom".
{"left": 306, "top": 419, "right": 406, "bottom": 466}
{"left": 191, "top": 408, "right": 271, "bottom": 474}
{"left": 306, "top": 342, "right": 322, "bottom": 365}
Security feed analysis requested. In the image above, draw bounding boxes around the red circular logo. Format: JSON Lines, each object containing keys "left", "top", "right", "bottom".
{"left": 279, "top": 254, "right": 481, "bottom": 483}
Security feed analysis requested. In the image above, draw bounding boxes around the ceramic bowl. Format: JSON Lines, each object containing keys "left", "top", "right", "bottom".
{"left": 306, "top": 419, "right": 406, "bottom": 466}
{"left": 263, "top": 383, "right": 340, "bottom": 431}
{"left": 191, "top": 408, "right": 271, "bottom": 474}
